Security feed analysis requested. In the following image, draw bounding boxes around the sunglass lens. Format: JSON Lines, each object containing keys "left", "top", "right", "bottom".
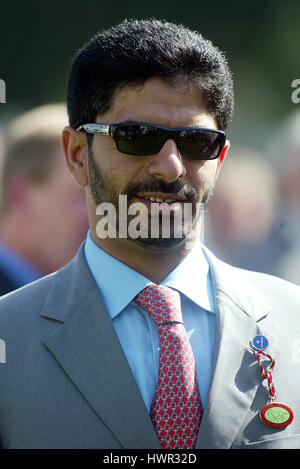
{"left": 179, "top": 130, "right": 224, "bottom": 159}
{"left": 116, "top": 124, "right": 162, "bottom": 156}
{"left": 115, "top": 124, "right": 224, "bottom": 160}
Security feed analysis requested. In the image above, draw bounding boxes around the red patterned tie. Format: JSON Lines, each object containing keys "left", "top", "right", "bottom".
{"left": 134, "top": 284, "right": 202, "bottom": 449}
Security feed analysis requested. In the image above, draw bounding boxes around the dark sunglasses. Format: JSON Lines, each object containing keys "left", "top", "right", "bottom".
{"left": 77, "top": 121, "right": 226, "bottom": 160}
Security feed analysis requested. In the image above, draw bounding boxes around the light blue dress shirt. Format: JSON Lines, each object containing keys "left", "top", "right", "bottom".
{"left": 84, "top": 230, "right": 216, "bottom": 411}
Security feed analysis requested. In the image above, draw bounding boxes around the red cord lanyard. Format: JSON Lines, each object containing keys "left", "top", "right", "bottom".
{"left": 247, "top": 346, "right": 294, "bottom": 428}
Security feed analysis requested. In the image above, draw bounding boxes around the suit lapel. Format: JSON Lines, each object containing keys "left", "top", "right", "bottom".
{"left": 41, "top": 245, "right": 160, "bottom": 449}
{"left": 196, "top": 247, "right": 280, "bottom": 449}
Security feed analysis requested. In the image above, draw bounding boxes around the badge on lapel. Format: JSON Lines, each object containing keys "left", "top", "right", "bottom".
{"left": 246, "top": 336, "right": 294, "bottom": 429}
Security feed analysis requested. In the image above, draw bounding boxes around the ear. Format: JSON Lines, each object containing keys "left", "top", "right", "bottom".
{"left": 216, "top": 139, "right": 230, "bottom": 172}
{"left": 61, "top": 126, "right": 89, "bottom": 187}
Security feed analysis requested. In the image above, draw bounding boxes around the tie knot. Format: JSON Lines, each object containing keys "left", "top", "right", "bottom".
{"left": 134, "top": 284, "right": 183, "bottom": 325}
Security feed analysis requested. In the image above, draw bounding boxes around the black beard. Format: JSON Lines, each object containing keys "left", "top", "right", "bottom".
{"left": 88, "top": 147, "right": 215, "bottom": 248}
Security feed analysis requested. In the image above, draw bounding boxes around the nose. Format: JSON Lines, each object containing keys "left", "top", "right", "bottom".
{"left": 147, "top": 139, "right": 186, "bottom": 183}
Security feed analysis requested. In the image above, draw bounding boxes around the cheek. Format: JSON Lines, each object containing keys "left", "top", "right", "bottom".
{"left": 186, "top": 160, "right": 218, "bottom": 189}
{"left": 93, "top": 149, "right": 147, "bottom": 192}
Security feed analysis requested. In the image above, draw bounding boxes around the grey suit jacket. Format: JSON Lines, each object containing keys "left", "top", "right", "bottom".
{"left": 0, "top": 243, "right": 300, "bottom": 449}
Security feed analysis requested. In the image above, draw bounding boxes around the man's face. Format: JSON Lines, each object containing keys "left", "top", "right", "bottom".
{"left": 87, "top": 77, "right": 227, "bottom": 250}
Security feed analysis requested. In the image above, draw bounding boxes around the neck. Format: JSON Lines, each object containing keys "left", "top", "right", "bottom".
{"left": 90, "top": 226, "right": 201, "bottom": 284}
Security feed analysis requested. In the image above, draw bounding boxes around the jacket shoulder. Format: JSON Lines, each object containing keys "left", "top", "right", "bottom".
{"left": 203, "top": 245, "right": 300, "bottom": 315}
{"left": 0, "top": 271, "right": 56, "bottom": 323}
{"left": 227, "top": 263, "right": 300, "bottom": 314}
{"left": 237, "top": 266, "right": 300, "bottom": 296}
{"left": 0, "top": 244, "right": 94, "bottom": 327}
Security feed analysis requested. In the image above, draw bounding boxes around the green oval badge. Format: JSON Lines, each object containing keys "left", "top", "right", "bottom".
{"left": 260, "top": 402, "right": 294, "bottom": 428}
{"left": 265, "top": 406, "right": 290, "bottom": 424}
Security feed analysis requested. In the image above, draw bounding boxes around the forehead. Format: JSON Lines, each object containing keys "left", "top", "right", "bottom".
{"left": 98, "top": 77, "right": 217, "bottom": 129}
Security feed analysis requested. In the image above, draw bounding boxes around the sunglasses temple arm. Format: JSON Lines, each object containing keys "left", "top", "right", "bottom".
{"left": 76, "top": 124, "right": 111, "bottom": 135}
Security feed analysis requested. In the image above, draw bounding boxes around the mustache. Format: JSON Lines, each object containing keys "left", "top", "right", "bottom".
{"left": 125, "top": 178, "right": 198, "bottom": 202}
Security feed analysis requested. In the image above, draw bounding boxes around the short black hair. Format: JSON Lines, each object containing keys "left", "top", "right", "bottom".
{"left": 66, "top": 18, "right": 234, "bottom": 131}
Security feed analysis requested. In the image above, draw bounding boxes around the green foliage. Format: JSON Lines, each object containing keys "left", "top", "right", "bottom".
{"left": 0, "top": 0, "right": 299, "bottom": 148}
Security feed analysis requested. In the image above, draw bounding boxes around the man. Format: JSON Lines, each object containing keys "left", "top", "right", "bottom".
{"left": 0, "top": 19, "right": 299, "bottom": 449}
{"left": 0, "top": 104, "right": 89, "bottom": 294}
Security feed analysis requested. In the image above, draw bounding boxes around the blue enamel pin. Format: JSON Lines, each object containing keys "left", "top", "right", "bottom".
{"left": 252, "top": 334, "right": 268, "bottom": 351}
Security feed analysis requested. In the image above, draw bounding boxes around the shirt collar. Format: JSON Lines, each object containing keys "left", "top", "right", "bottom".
{"left": 84, "top": 230, "right": 214, "bottom": 319}
{"left": 161, "top": 242, "right": 214, "bottom": 313}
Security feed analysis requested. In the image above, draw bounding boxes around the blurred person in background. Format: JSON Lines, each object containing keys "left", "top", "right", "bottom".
{"left": 0, "top": 104, "right": 89, "bottom": 295}
{"left": 205, "top": 147, "right": 290, "bottom": 275}
{"left": 269, "top": 110, "right": 300, "bottom": 285}
{"left": 0, "top": 131, "right": 4, "bottom": 175}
